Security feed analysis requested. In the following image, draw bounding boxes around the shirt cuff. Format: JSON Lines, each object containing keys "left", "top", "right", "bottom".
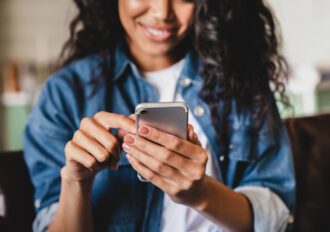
{"left": 33, "top": 202, "right": 58, "bottom": 232}
{"left": 235, "top": 186, "right": 290, "bottom": 232}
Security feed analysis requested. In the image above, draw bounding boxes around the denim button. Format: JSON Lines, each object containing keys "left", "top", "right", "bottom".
{"left": 219, "top": 155, "right": 225, "bottom": 162}
{"left": 232, "top": 124, "right": 241, "bottom": 131}
{"left": 194, "top": 105, "right": 205, "bottom": 117}
{"left": 180, "top": 77, "right": 191, "bottom": 87}
{"left": 229, "top": 144, "right": 234, "bottom": 149}
{"left": 288, "top": 214, "right": 295, "bottom": 224}
{"left": 34, "top": 199, "right": 41, "bottom": 209}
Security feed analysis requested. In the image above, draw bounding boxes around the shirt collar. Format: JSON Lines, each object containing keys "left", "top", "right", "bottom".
{"left": 111, "top": 43, "right": 203, "bottom": 84}
{"left": 112, "top": 42, "right": 133, "bottom": 81}
{"left": 179, "top": 49, "right": 203, "bottom": 84}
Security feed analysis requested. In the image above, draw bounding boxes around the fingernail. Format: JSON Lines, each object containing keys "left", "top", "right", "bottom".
{"left": 139, "top": 126, "right": 149, "bottom": 135}
{"left": 122, "top": 143, "right": 130, "bottom": 151}
{"left": 124, "top": 135, "right": 134, "bottom": 144}
{"left": 126, "top": 154, "right": 132, "bottom": 161}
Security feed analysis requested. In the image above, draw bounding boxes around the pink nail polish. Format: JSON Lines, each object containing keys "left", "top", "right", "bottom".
{"left": 124, "top": 135, "right": 134, "bottom": 144}
{"left": 139, "top": 126, "right": 149, "bottom": 135}
{"left": 123, "top": 143, "right": 130, "bottom": 151}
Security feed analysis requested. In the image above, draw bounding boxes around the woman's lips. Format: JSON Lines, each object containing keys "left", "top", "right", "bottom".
{"left": 140, "top": 24, "right": 175, "bottom": 42}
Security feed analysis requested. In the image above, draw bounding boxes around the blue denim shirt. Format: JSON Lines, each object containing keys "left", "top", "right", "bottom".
{"left": 23, "top": 44, "right": 295, "bottom": 231}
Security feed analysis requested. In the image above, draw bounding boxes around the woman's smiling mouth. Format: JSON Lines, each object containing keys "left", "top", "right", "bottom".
{"left": 140, "top": 23, "right": 175, "bottom": 42}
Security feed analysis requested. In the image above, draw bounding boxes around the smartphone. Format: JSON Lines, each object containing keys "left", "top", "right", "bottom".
{"left": 135, "top": 102, "right": 189, "bottom": 181}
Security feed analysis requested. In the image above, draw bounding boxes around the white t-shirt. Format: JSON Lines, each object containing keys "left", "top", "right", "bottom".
{"left": 143, "top": 60, "right": 222, "bottom": 232}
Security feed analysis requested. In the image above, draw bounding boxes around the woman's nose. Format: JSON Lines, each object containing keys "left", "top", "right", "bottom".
{"left": 150, "top": 0, "right": 174, "bottom": 22}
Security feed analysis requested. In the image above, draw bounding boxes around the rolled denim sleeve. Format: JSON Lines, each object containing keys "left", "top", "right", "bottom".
{"left": 235, "top": 186, "right": 290, "bottom": 232}
{"left": 33, "top": 203, "right": 58, "bottom": 232}
{"left": 23, "top": 72, "right": 78, "bottom": 214}
{"left": 227, "top": 121, "right": 296, "bottom": 210}
{"left": 226, "top": 104, "right": 296, "bottom": 231}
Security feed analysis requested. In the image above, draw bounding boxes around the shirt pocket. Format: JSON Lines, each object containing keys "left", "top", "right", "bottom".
{"left": 228, "top": 126, "right": 256, "bottom": 162}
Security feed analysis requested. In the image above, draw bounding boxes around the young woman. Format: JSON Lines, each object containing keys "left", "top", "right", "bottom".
{"left": 24, "top": 0, "right": 295, "bottom": 231}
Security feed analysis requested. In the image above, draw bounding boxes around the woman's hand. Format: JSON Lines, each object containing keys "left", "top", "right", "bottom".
{"left": 62, "top": 112, "right": 135, "bottom": 184}
{"left": 122, "top": 124, "right": 208, "bottom": 207}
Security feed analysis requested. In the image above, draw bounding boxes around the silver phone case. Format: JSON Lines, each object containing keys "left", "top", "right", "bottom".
{"left": 135, "top": 102, "right": 189, "bottom": 182}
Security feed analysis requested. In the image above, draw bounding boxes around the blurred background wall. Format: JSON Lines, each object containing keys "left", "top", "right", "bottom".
{"left": 0, "top": 0, "right": 73, "bottom": 64}
{"left": 270, "top": 0, "right": 330, "bottom": 117}
{"left": 0, "top": 0, "right": 329, "bottom": 150}
{"left": 271, "top": 0, "right": 330, "bottom": 66}
{"left": 0, "top": 0, "right": 74, "bottom": 150}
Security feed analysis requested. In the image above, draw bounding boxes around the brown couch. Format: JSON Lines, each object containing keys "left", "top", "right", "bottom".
{"left": 0, "top": 151, "right": 35, "bottom": 232}
{"left": 284, "top": 114, "right": 330, "bottom": 232}
{"left": 0, "top": 113, "right": 330, "bottom": 231}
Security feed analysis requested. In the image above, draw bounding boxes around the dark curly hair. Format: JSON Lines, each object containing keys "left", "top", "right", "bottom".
{"left": 59, "top": 0, "right": 289, "bottom": 171}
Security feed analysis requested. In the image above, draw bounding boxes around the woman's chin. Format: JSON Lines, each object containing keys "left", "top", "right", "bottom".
{"left": 141, "top": 41, "right": 184, "bottom": 57}
{"left": 141, "top": 46, "right": 174, "bottom": 58}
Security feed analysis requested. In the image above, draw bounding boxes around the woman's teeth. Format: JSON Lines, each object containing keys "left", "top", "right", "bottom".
{"left": 147, "top": 27, "right": 167, "bottom": 36}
